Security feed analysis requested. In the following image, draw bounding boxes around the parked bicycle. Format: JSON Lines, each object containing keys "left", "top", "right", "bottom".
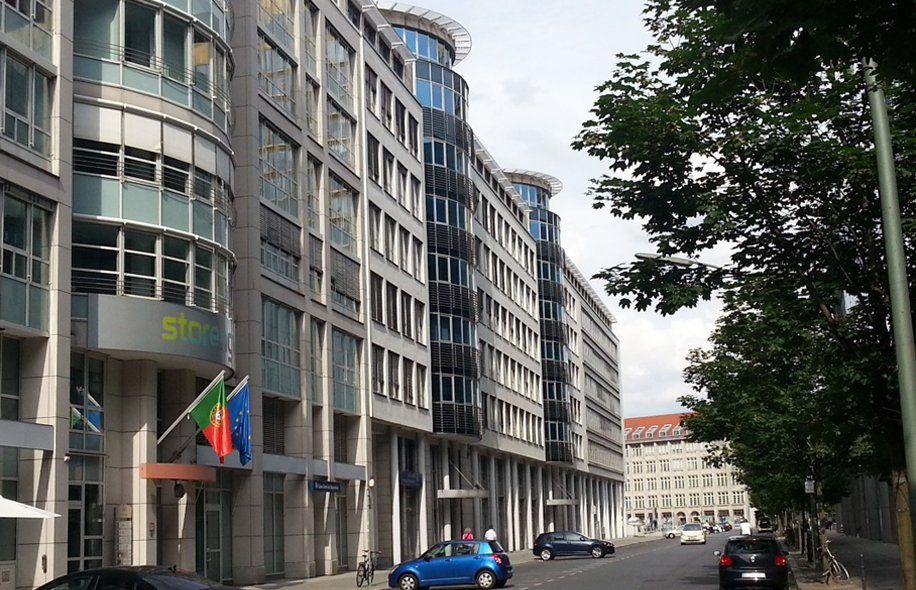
{"left": 820, "top": 540, "right": 850, "bottom": 584}
{"left": 356, "top": 549, "right": 381, "bottom": 587}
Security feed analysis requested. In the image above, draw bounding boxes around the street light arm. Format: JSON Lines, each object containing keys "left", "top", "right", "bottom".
{"left": 635, "top": 252, "right": 724, "bottom": 271}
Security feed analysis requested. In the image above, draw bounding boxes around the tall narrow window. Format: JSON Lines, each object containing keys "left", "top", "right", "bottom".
{"left": 262, "top": 298, "right": 301, "bottom": 397}
{"left": 332, "top": 330, "right": 359, "bottom": 412}
{"left": 260, "top": 121, "right": 298, "bottom": 215}
{"left": 124, "top": 2, "right": 155, "bottom": 66}
{"left": 163, "top": 16, "right": 188, "bottom": 82}
{"left": 328, "top": 175, "right": 358, "bottom": 253}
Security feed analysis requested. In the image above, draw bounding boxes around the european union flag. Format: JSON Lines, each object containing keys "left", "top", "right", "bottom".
{"left": 228, "top": 382, "right": 251, "bottom": 465}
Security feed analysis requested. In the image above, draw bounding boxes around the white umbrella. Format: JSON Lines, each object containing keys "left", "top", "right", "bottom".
{"left": 0, "top": 495, "right": 59, "bottom": 519}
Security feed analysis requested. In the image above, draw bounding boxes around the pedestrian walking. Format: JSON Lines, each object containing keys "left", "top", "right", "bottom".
{"left": 462, "top": 527, "right": 473, "bottom": 540}
{"left": 740, "top": 520, "right": 752, "bottom": 535}
{"left": 484, "top": 526, "right": 497, "bottom": 541}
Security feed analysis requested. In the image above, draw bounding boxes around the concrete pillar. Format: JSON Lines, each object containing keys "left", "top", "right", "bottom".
{"left": 159, "top": 369, "right": 198, "bottom": 573}
{"left": 487, "top": 455, "right": 497, "bottom": 534}
{"left": 524, "top": 464, "right": 533, "bottom": 548}
{"left": 440, "top": 441, "right": 451, "bottom": 540}
{"left": 118, "top": 360, "right": 158, "bottom": 565}
{"left": 390, "top": 431, "right": 401, "bottom": 564}
{"left": 418, "top": 434, "right": 429, "bottom": 552}
{"left": 510, "top": 460, "right": 520, "bottom": 550}
{"left": 471, "top": 446, "right": 482, "bottom": 537}
{"left": 536, "top": 466, "right": 545, "bottom": 535}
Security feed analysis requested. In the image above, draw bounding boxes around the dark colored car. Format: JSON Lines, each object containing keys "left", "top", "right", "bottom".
{"left": 388, "top": 539, "right": 512, "bottom": 590}
{"left": 714, "top": 535, "right": 788, "bottom": 590}
{"left": 35, "top": 566, "right": 236, "bottom": 590}
{"left": 532, "top": 531, "right": 615, "bottom": 560}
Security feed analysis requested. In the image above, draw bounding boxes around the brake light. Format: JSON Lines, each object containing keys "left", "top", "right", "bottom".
{"left": 489, "top": 554, "right": 503, "bottom": 565}
{"left": 775, "top": 555, "right": 786, "bottom": 566}
{"left": 719, "top": 555, "right": 732, "bottom": 566}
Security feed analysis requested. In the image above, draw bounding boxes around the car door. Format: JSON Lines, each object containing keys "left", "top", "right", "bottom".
{"left": 451, "top": 542, "right": 481, "bottom": 583}
{"left": 571, "top": 533, "right": 591, "bottom": 555}
{"left": 420, "top": 543, "right": 458, "bottom": 584}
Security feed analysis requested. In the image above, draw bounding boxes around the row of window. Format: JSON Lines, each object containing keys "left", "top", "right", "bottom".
{"left": 1, "top": 49, "right": 51, "bottom": 156}
{"left": 365, "top": 68, "right": 421, "bottom": 156}
{"left": 628, "top": 473, "right": 741, "bottom": 490}
{"left": 486, "top": 393, "right": 543, "bottom": 446}
{"left": 628, "top": 491, "right": 746, "bottom": 509}
{"left": 478, "top": 248, "right": 539, "bottom": 317}
{"left": 2, "top": 0, "right": 52, "bottom": 59}
{"left": 74, "top": 0, "right": 231, "bottom": 129}
{"left": 478, "top": 291, "right": 539, "bottom": 357}
{"left": 370, "top": 344, "right": 428, "bottom": 408}
{"left": 393, "top": 27, "right": 454, "bottom": 68}
{"left": 368, "top": 273, "right": 427, "bottom": 343}
{"left": 415, "top": 61, "right": 468, "bottom": 120}
{"left": 479, "top": 342, "right": 540, "bottom": 403}
{"left": 1, "top": 189, "right": 51, "bottom": 287}
{"left": 584, "top": 375, "right": 621, "bottom": 416}
{"left": 72, "top": 221, "right": 231, "bottom": 315}
{"left": 478, "top": 195, "right": 536, "bottom": 276}
{"left": 368, "top": 205, "right": 425, "bottom": 282}
{"left": 367, "top": 135, "right": 423, "bottom": 216}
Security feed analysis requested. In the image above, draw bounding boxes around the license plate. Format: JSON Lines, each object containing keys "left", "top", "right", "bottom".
{"left": 741, "top": 573, "right": 766, "bottom": 579}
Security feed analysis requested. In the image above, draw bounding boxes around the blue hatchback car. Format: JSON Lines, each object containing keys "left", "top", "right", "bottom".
{"left": 388, "top": 539, "right": 513, "bottom": 590}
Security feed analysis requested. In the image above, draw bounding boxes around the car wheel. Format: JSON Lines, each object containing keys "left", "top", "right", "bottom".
{"left": 539, "top": 548, "right": 554, "bottom": 561}
{"left": 590, "top": 546, "right": 604, "bottom": 558}
{"left": 398, "top": 573, "right": 419, "bottom": 590}
{"left": 665, "top": 533, "right": 674, "bottom": 539}
{"left": 476, "top": 570, "right": 497, "bottom": 590}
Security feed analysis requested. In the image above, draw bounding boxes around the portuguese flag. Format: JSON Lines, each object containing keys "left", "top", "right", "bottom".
{"left": 189, "top": 377, "right": 232, "bottom": 464}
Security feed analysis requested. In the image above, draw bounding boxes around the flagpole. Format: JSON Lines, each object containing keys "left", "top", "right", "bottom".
{"left": 227, "top": 375, "right": 250, "bottom": 402}
{"left": 157, "top": 370, "right": 226, "bottom": 444}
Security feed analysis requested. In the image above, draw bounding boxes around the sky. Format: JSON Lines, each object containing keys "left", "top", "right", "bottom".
{"left": 413, "top": 0, "right": 724, "bottom": 418}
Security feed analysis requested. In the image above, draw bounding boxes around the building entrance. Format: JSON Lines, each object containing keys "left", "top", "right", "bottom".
{"left": 196, "top": 472, "right": 233, "bottom": 583}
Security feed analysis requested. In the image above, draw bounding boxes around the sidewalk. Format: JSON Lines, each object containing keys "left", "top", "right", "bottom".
{"left": 244, "top": 533, "right": 666, "bottom": 590}
{"left": 786, "top": 532, "right": 902, "bottom": 590}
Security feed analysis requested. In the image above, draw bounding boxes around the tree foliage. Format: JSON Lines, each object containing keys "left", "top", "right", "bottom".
{"left": 679, "top": 281, "right": 882, "bottom": 514}
{"left": 572, "top": 1, "right": 916, "bottom": 505}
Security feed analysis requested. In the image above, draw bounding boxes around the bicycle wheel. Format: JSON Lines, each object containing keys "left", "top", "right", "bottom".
{"left": 367, "top": 564, "right": 375, "bottom": 585}
{"left": 831, "top": 559, "right": 850, "bottom": 581}
{"left": 356, "top": 563, "right": 367, "bottom": 587}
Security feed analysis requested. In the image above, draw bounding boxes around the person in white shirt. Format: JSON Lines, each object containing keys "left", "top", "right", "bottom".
{"left": 484, "top": 526, "right": 497, "bottom": 541}
{"left": 740, "top": 521, "right": 752, "bottom": 535}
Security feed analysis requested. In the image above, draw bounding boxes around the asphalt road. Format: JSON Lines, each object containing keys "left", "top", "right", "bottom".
{"left": 504, "top": 534, "right": 730, "bottom": 590}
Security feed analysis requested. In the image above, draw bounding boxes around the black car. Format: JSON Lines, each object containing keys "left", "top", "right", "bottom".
{"left": 35, "top": 566, "right": 237, "bottom": 590}
{"left": 714, "top": 535, "right": 788, "bottom": 590}
{"left": 532, "top": 531, "right": 615, "bottom": 560}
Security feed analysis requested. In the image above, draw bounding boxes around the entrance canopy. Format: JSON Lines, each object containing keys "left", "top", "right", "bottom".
{"left": 0, "top": 495, "right": 59, "bottom": 519}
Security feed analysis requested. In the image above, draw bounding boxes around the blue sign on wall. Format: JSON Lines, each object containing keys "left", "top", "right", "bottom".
{"left": 309, "top": 479, "right": 342, "bottom": 493}
{"left": 400, "top": 471, "right": 423, "bottom": 488}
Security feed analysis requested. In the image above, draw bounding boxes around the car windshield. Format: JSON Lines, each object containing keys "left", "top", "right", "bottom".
{"left": 683, "top": 523, "right": 702, "bottom": 531}
{"left": 728, "top": 540, "right": 779, "bottom": 554}
{"left": 422, "top": 543, "right": 453, "bottom": 559}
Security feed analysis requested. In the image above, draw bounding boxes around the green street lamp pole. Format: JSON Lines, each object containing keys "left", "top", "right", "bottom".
{"left": 864, "top": 59, "right": 916, "bottom": 530}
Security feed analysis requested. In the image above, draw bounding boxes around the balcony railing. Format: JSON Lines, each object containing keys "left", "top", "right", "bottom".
{"left": 71, "top": 274, "right": 232, "bottom": 317}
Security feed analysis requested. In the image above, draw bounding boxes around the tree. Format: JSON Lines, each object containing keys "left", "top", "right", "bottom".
{"left": 572, "top": 2, "right": 916, "bottom": 585}
{"left": 678, "top": 280, "right": 880, "bottom": 518}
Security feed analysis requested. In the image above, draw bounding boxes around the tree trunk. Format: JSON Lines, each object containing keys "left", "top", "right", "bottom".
{"left": 892, "top": 468, "right": 916, "bottom": 590}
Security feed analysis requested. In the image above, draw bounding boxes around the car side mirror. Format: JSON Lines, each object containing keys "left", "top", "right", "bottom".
{"left": 423, "top": 555, "right": 431, "bottom": 561}
{"left": 713, "top": 550, "right": 722, "bottom": 556}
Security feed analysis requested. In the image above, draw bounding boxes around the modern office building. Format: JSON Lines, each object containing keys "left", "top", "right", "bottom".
{"left": 623, "top": 413, "right": 755, "bottom": 528}
{"left": 0, "top": 1, "right": 624, "bottom": 588}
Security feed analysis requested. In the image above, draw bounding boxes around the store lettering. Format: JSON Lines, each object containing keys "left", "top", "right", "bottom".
{"left": 162, "top": 313, "right": 225, "bottom": 348}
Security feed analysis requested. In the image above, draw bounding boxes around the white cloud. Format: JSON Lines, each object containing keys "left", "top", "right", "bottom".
{"left": 416, "top": 0, "right": 721, "bottom": 416}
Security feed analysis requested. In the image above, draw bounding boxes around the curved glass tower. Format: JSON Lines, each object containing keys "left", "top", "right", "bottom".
{"left": 381, "top": 6, "right": 481, "bottom": 438}
{"left": 507, "top": 170, "right": 574, "bottom": 463}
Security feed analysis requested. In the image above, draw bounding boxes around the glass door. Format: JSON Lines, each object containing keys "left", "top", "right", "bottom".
{"left": 196, "top": 472, "right": 233, "bottom": 583}
{"left": 335, "top": 494, "right": 349, "bottom": 569}
{"left": 67, "top": 455, "right": 104, "bottom": 572}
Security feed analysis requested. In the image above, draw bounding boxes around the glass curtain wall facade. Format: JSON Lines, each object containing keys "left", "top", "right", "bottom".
{"left": 514, "top": 179, "right": 574, "bottom": 463}
{"left": 393, "top": 26, "right": 481, "bottom": 437}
